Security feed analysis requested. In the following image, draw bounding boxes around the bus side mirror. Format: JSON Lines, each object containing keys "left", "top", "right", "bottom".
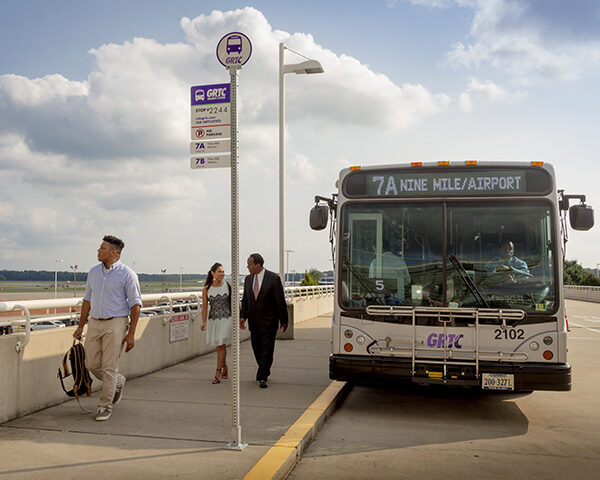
{"left": 310, "top": 205, "right": 329, "bottom": 231}
{"left": 569, "top": 204, "right": 594, "bottom": 231}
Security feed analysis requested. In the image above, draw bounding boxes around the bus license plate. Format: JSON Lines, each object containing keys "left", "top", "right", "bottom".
{"left": 481, "top": 373, "right": 514, "bottom": 391}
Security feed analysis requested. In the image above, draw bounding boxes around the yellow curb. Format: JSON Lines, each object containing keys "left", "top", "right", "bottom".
{"left": 243, "top": 380, "right": 348, "bottom": 480}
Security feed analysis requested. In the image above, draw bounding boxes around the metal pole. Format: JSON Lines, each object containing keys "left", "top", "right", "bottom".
{"left": 226, "top": 65, "right": 247, "bottom": 451}
{"left": 279, "top": 42, "right": 285, "bottom": 282}
{"left": 54, "top": 259, "right": 62, "bottom": 313}
{"left": 285, "top": 249, "right": 294, "bottom": 286}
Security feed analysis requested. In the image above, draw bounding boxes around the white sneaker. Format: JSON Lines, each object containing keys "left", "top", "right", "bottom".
{"left": 95, "top": 407, "right": 112, "bottom": 421}
{"left": 113, "top": 378, "right": 126, "bottom": 405}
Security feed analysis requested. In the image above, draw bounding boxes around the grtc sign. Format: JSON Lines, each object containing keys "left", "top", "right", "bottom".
{"left": 216, "top": 32, "right": 252, "bottom": 68}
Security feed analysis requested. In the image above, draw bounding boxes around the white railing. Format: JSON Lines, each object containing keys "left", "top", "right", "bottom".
{"left": 285, "top": 285, "right": 334, "bottom": 298}
{"left": 0, "top": 292, "right": 205, "bottom": 352}
{"left": 0, "top": 285, "right": 335, "bottom": 351}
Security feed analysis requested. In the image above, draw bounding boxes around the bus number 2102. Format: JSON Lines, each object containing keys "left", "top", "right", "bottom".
{"left": 494, "top": 328, "right": 525, "bottom": 340}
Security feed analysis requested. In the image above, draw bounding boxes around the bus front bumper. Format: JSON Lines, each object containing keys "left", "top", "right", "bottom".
{"left": 329, "top": 354, "right": 571, "bottom": 391}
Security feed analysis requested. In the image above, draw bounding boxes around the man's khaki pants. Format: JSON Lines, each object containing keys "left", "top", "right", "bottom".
{"left": 85, "top": 317, "right": 128, "bottom": 408}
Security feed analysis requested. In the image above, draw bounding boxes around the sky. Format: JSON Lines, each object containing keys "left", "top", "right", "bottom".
{"left": 1, "top": 0, "right": 599, "bottom": 275}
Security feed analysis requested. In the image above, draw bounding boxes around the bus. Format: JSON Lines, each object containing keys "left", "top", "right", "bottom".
{"left": 310, "top": 161, "right": 593, "bottom": 392}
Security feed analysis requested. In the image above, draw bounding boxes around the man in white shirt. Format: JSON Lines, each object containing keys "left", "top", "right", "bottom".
{"left": 73, "top": 235, "right": 141, "bottom": 421}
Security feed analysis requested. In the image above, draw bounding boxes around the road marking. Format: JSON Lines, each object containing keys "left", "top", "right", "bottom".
{"left": 569, "top": 322, "right": 600, "bottom": 335}
{"left": 243, "top": 380, "right": 348, "bottom": 480}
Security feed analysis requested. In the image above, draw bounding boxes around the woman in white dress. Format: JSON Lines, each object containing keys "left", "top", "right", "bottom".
{"left": 201, "top": 263, "right": 232, "bottom": 384}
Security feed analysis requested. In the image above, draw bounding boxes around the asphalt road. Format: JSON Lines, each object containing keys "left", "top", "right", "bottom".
{"left": 289, "top": 299, "right": 600, "bottom": 480}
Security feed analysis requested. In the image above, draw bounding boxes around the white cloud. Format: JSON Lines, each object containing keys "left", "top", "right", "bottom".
{"left": 398, "top": 0, "right": 600, "bottom": 84}
{"left": 288, "top": 154, "right": 323, "bottom": 183}
{"left": 0, "top": 7, "right": 451, "bottom": 271}
{"left": 458, "top": 77, "right": 524, "bottom": 112}
{"left": 0, "top": 73, "right": 88, "bottom": 106}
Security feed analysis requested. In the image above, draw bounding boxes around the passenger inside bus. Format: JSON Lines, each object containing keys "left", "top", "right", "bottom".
{"left": 368, "top": 238, "right": 411, "bottom": 303}
{"left": 485, "top": 240, "right": 531, "bottom": 283}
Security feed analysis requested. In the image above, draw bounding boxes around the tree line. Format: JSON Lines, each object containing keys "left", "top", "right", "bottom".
{"left": 563, "top": 260, "right": 600, "bottom": 286}
{"left": 0, "top": 270, "right": 205, "bottom": 283}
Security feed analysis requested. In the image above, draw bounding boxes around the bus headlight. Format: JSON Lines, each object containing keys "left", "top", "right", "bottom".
{"left": 344, "top": 329, "right": 353, "bottom": 339}
{"left": 543, "top": 336, "right": 553, "bottom": 345}
{"left": 356, "top": 335, "right": 365, "bottom": 345}
{"left": 543, "top": 350, "right": 554, "bottom": 360}
{"left": 529, "top": 341, "right": 540, "bottom": 351}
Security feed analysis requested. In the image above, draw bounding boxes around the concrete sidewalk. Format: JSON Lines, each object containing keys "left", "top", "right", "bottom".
{"left": 0, "top": 313, "right": 346, "bottom": 480}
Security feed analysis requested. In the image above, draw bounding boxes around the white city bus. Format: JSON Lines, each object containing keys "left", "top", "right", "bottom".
{"left": 310, "top": 161, "right": 593, "bottom": 391}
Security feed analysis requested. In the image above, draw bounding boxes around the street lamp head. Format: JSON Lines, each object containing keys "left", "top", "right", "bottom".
{"left": 283, "top": 59, "right": 324, "bottom": 75}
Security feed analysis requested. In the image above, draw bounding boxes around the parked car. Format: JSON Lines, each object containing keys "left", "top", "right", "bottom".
{"left": 0, "top": 325, "right": 13, "bottom": 335}
{"left": 30, "top": 321, "right": 66, "bottom": 331}
{"left": 61, "top": 317, "right": 80, "bottom": 326}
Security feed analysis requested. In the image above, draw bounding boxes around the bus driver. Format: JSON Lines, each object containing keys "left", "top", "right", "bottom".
{"left": 485, "top": 240, "right": 530, "bottom": 282}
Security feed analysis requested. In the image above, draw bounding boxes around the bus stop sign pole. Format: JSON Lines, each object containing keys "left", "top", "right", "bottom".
{"left": 226, "top": 64, "right": 246, "bottom": 451}
{"left": 216, "top": 31, "right": 252, "bottom": 452}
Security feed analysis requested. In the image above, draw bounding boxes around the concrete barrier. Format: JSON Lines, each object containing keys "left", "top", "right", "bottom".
{"left": 0, "top": 288, "right": 333, "bottom": 424}
{"left": 0, "top": 312, "right": 249, "bottom": 424}
{"left": 278, "top": 292, "right": 334, "bottom": 340}
{"left": 564, "top": 285, "right": 600, "bottom": 303}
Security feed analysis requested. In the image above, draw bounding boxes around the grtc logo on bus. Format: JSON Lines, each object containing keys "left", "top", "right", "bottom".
{"left": 427, "top": 333, "right": 464, "bottom": 349}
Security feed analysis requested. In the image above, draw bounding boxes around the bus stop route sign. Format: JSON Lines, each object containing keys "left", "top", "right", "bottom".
{"left": 216, "top": 32, "right": 252, "bottom": 68}
{"left": 191, "top": 154, "right": 231, "bottom": 169}
{"left": 190, "top": 139, "right": 231, "bottom": 155}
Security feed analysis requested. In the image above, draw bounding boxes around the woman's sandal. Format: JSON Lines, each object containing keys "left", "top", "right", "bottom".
{"left": 222, "top": 365, "right": 229, "bottom": 380}
{"left": 212, "top": 369, "right": 221, "bottom": 384}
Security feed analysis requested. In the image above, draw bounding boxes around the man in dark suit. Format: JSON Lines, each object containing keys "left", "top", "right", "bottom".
{"left": 240, "top": 253, "right": 288, "bottom": 388}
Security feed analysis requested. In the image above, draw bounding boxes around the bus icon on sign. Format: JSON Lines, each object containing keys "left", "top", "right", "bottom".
{"left": 227, "top": 35, "right": 242, "bottom": 54}
{"left": 195, "top": 89, "right": 205, "bottom": 102}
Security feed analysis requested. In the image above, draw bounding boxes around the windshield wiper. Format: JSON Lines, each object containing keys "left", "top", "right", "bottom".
{"left": 448, "top": 255, "right": 490, "bottom": 308}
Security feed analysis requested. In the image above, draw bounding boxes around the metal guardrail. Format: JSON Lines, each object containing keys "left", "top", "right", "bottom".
{"left": 0, "top": 285, "right": 335, "bottom": 352}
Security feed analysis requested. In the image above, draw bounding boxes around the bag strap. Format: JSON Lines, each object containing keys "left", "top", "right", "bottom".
{"left": 57, "top": 349, "right": 71, "bottom": 394}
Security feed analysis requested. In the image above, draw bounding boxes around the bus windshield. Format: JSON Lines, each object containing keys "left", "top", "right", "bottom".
{"left": 340, "top": 201, "right": 555, "bottom": 313}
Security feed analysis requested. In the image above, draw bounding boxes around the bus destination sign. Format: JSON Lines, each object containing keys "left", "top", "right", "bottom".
{"left": 363, "top": 170, "right": 528, "bottom": 197}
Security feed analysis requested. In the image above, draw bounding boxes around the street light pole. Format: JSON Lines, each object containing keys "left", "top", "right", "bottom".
{"left": 285, "top": 249, "right": 295, "bottom": 286}
{"left": 179, "top": 267, "right": 184, "bottom": 291}
{"left": 54, "top": 258, "right": 63, "bottom": 314}
{"left": 279, "top": 42, "right": 285, "bottom": 283}
{"left": 161, "top": 268, "right": 167, "bottom": 293}
{"left": 596, "top": 263, "right": 600, "bottom": 278}
{"left": 279, "top": 42, "right": 324, "bottom": 281}
{"left": 70, "top": 265, "right": 78, "bottom": 297}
